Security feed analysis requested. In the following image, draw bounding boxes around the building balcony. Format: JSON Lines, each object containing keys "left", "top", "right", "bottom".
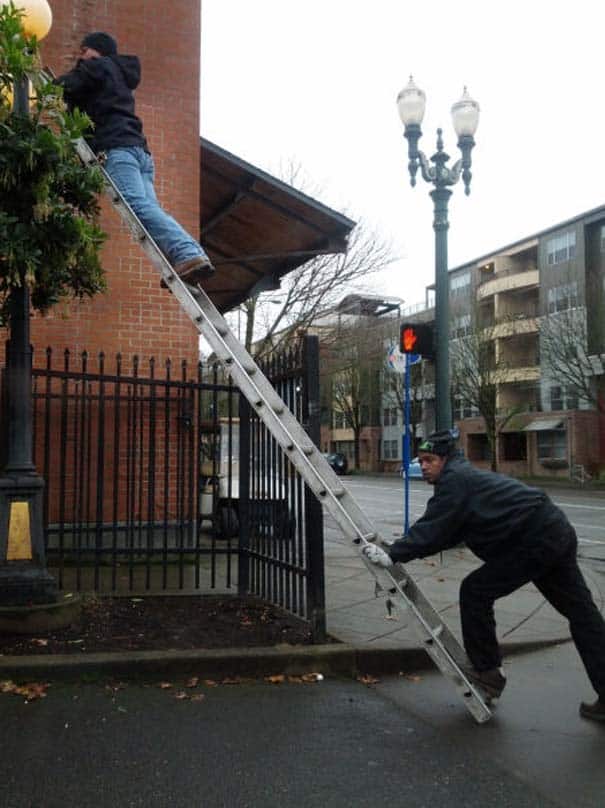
{"left": 497, "top": 366, "right": 540, "bottom": 383}
{"left": 491, "top": 316, "right": 539, "bottom": 339}
{"left": 477, "top": 269, "right": 539, "bottom": 300}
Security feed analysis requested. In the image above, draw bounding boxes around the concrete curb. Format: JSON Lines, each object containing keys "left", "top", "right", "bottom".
{"left": 0, "top": 637, "right": 571, "bottom": 683}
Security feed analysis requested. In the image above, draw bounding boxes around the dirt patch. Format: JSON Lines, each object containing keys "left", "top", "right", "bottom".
{"left": 0, "top": 595, "right": 325, "bottom": 656}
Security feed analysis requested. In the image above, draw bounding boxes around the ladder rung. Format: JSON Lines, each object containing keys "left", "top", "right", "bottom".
{"left": 425, "top": 624, "right": 444, "bottom": 644}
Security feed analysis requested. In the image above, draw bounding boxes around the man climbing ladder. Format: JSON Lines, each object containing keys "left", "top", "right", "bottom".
{"left": 57, "top": 31, "right": 214, "bottom": 287}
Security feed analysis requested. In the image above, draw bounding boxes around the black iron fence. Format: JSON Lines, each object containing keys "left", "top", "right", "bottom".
{"left": 5, "top": 337, "right": 325, "bottom": 637}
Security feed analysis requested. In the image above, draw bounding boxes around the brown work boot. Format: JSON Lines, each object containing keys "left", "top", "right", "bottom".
{"left": 161, "top": 256, "right": 215, "bottom": 288}
{"left": 464, "top": 666, "right": 507, "bottom": 699}
{"left": 580, "top": 698, "right": 605, "bottom": 722}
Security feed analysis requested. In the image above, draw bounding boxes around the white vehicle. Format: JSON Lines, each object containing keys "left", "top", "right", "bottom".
{"left": 200, "top": 419, "right": 294, "bottom": 539}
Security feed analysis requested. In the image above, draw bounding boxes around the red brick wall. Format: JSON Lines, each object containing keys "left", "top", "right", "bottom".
{"left": 14, "top": 0, "right": 202, "bottom": 371}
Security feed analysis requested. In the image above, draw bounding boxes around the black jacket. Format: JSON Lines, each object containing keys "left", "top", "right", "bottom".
{"left": 388, "top": 456, "right": 566, "bottom": 564}
{"left": 58, "top": 54, "right": 148, "bottom": 153}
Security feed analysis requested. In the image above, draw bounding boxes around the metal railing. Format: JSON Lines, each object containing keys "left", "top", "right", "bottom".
{"left": 2, "top": 341, "right": 326, "bottom": 637}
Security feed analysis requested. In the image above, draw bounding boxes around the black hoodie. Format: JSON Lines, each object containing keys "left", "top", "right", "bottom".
{"left": 58, "top": 54, "right": 148, "bottom": 153}
{"left": 388, "top": 456, "right": 566, "bottom": 564}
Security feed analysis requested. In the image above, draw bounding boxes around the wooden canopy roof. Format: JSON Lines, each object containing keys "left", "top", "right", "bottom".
{"left": 200, "top": 139, "right": 355, "bottom": 313}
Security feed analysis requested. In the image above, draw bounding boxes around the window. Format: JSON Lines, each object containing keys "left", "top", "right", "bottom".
{"left": 546, "top": 281, "right": 579, "bottom": 314}
{"left": 546, "top": 231, "right": 576, "bottom": 265}
{"left": 451, "top": 313, "right": 472, "bottom": 339}
{"left": 550, "top": 386, "right": 563, "bottom": 410}
{"left": 450, "top": 271, "right": 471, "bottom": 296}
{"left": 453, "top": 397, "right": 479, "bottom": 420}
{"left": 333, "top": 440, "right": 354, "bottom": 461}
{"left": 382, "top": 407, "right": 399, "bottom": 426}
{"left": 332, "top": 410, "right": 351, "bottom": 429}
{"left": 550, "top": 386, "right": 579, "bottom": 411}
{"left": 537, "top": 430, "right": 566, "bottom": 460}
{"left": 500, "top": 433, "right": 527, "bottom": 461}
{"left": 382, "top": 439, "right": 399, "bottom": 460}
{"left": 467, "top": 433, "right": 491, "bottom": 461}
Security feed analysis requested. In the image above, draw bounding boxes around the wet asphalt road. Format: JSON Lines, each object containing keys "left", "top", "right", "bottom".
{"left": 0, "top": 676, "right": 557, "bottom": 808}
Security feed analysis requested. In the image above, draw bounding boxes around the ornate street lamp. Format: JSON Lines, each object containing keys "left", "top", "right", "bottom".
{"left": 0, "top": 0, "right": 56, "bottom": 605}
{"left": 397, "top": 77, "right": 479, "bottom": 430}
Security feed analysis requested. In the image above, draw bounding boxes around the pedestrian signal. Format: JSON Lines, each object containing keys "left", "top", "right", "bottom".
{"left": 399, "top": 323, "right": 434, "bottom": 359}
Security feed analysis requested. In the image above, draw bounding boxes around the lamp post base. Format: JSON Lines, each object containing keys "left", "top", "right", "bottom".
{"left": 0, "top": 565, "right": 57, "bottom": 606}
{"left": 0, "top": 472, "right": 57, "bottom": 606}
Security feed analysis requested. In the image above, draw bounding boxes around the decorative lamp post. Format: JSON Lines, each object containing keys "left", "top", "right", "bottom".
{"left": 0, "top": 0, "right": 56, "bottom": 605}
{"left": 397, "top": 77, "right": 479, "bottom": 430}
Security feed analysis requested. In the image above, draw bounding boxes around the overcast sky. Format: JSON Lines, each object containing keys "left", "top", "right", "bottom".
{"left": 201, "top": 0, "right": 605, "bottom": 309}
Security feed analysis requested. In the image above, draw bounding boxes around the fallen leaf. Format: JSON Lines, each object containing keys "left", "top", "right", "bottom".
{"left": 190, "top": 694, "right": 205, "bottom": 703}
{"left": 357, "top": 675, "right": 379, "bottom": 686}
{"left": 0, "top": 680, "right": 15, "bottom": 693}
{"left": 404, "top": 674, "right": 423, "bottom": 683}
{"left": 203, "top": 680, "right": 218, "bottom": 688}
{"left": 30, "top": 638, "right": 49, "bottom": 647}
{"left": 185, "top": 677, "right": 199, "bottom": 688}
{"left": 12, "top": 682, "right": 50, "bottom": 701}
{"left": 174, "top": 691, "right": 189, "bottom": 700}
{"left": 159, "top": 682, "right": 173, "bottom": 690}
{"left": 220, "top": 677, "right": 242, "bottom": 685}
{"left": 265, "top": 675, "right": 285, "bottom": 684}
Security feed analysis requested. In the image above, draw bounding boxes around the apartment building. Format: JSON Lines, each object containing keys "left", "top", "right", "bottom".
{"left": 383, "top": 205, "right": 605, "bottom": 479}
{"left": 316, "top": 295, "right": 401, "bottom": 471}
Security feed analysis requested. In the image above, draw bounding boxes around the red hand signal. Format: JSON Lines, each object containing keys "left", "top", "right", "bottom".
{"left": 402, "top": 327, "right": 417, "bottom": 352}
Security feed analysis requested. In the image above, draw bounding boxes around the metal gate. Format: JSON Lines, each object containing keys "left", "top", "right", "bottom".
{"left": 20, "top": 337, "right": 325, "bottom": 635}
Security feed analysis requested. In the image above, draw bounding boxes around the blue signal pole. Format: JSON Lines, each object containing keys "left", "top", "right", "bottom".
{"left": 403, "top": 353, "right": 411, "bottom": 534}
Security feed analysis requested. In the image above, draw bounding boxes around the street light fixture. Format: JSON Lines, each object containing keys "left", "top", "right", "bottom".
{"left": 397, "top": 76, "right": 479, "bottom": 430}
{"left": 0, "top": 0, "right": 56, "bottom": 605}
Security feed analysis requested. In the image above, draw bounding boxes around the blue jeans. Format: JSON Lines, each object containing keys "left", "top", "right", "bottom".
{"left": 104, "top": 146, "right": 208, "bottom": 266}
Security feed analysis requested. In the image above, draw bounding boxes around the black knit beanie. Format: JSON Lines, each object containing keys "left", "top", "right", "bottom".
{"left": 418, "top": 429, "right": 459, "bottom": 457}
{"left": 81, "top": 32, "right": 118, "bottom": 57}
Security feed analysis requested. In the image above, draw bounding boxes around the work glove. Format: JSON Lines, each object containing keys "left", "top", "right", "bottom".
{"left": 362, "top": 543, "right": 393, "bottom": 568}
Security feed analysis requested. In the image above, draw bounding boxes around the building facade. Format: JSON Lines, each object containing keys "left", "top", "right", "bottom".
{"left": 383, "top": 205, "right": 605, "bottom": 479}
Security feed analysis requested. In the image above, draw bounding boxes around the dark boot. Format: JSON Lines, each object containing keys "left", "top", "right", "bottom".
{"left": 579, "top": 698, "right": 605, "bottom": 722}
{"left": 464, "top": 667, "right": 507, "bottom": 699}
{"left": 161, "top": 256, "right": 215, "bottom": 288}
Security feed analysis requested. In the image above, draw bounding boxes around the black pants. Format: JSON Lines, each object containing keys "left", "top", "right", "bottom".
{"left": 459, "top": 522, "right": 605, "bottom": 698}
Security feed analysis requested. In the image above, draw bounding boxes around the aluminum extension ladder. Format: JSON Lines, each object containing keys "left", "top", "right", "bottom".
{"left": 74, "top": 136, "right": 492, "bottom": 723}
